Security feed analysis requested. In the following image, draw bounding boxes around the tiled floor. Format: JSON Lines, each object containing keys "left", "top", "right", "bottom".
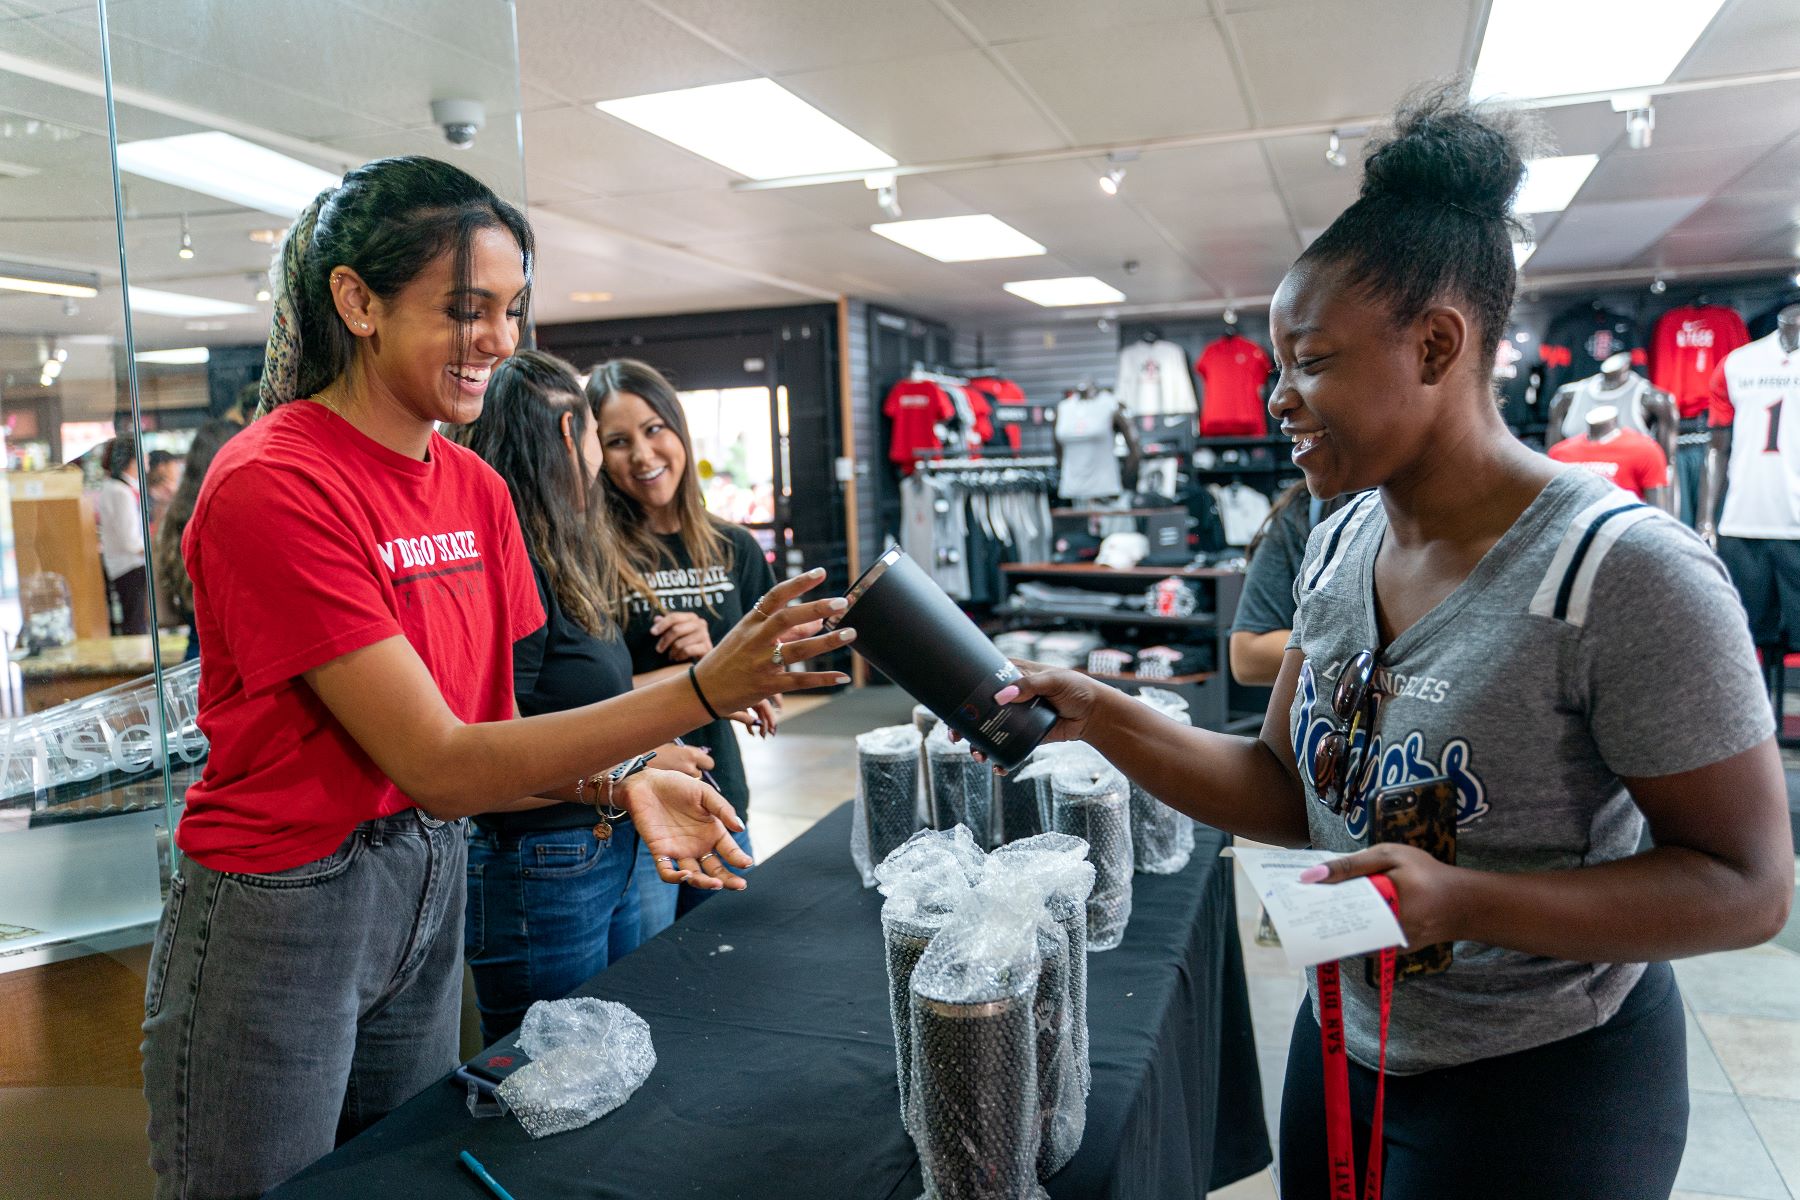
{"left": 740, "top": 694, "right": 1800, "bottom": 1200}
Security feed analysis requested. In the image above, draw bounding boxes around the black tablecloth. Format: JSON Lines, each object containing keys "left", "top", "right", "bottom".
{"left": 269, "top": 803, "right": 1271, "bottom": 1200}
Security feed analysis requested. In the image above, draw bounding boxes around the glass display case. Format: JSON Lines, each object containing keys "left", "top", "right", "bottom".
{"left": 0, "top": 4, "right": 528, "bottom": 1192}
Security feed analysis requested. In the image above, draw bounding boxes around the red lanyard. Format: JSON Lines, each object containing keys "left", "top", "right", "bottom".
{"left": 1317, "top": 873, "right": 1398, "bottom": 1200}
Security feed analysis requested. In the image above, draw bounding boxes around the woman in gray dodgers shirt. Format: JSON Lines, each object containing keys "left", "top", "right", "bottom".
{"left": 991, "top": 87, "right": 1793, "bottom": 1199}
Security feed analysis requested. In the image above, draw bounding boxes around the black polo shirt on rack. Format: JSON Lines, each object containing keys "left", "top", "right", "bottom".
{"left": 620, "top": 523, "right": 776, "bottom": 821}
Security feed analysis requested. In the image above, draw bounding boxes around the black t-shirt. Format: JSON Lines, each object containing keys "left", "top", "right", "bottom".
{"left": 1540, "top": 304, "right": 1644, "bottom": 398}
{"left": 477, "top": 557, "right": 634, "bottom": 834}
{"left": 621, "top": 523, "right": 776, "bottom": 820}
{"left": 1230, "top": 495, "right": 1312, "bottom": 636}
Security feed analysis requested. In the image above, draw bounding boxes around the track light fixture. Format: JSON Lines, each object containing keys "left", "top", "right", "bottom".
{"left": 1611, "top": 94, "right": 1655, "bottom": 151}
{"left": 248, "top": 271, "right": 271, "bottom": 303}
{"left": 1099, "top": 167, "right": 1126, "bottom": 196}
{"left": 1325, "top": 131, "right": 1348, "bottom": 169}
{"left": 1649, "top": 276, "right": 1667, "bottom": 294}
{"left": 177, "top": 213, "right": 194, "bottom": 260}
{"left": 865, "top": 172, "right": 902, "bottom": 219}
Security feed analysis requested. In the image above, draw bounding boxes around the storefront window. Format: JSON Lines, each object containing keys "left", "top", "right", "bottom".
{"left": 0, "top": 2, "right": 526, "bottom": 1191}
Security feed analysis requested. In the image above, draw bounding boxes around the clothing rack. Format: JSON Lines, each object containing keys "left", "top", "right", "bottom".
{"left": 916, "top": 454, "right": 1056, "bottom": 470}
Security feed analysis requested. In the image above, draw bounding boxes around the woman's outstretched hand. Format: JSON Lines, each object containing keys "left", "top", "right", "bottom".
{"left": 694, "top": 569, "right": 853, "bottom": 714}
{"left": 620, "top": 768, "right": 754, "bottom": 891}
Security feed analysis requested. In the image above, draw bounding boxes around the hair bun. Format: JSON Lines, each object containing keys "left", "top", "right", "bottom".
{"left": 1358, "top": 82, "right": 1544, "bottom": 222}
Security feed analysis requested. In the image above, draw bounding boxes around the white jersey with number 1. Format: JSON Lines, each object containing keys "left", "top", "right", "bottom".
{"left": 1711, "top": 332, "right": 1800, "bottom": 539}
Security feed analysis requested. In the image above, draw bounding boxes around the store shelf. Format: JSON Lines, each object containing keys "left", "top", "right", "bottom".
{"left": 1081, "top": 668, "right": 1213, "bottom": 685}
{"left": 1005, "top": 606, "right": 1217, "bottom": 628}
{"left": 1050, "top": 506, "right": 1185, "bottom": 518}
{"left": 1003, "top": 561, "right": 1239, "bottom": 579}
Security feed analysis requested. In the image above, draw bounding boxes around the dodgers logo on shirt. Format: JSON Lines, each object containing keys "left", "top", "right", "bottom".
{"left": 1293, "top": 660, "right": 1490, "bottom": 839}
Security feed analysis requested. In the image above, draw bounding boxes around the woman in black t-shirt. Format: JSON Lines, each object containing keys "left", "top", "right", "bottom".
{"left": 456, "top": 351, "right": 720, "bottom": 1040}
{"left": 587, "top": 358, "right": 777, "bottom": 924}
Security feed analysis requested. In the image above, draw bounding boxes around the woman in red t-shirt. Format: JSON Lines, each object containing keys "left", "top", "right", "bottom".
{"left": 140, "top": 156, "right": 854, "bottom": 1200}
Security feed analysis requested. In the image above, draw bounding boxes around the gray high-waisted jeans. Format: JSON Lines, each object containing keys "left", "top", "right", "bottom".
{"left": 141, "top": 809, "right": 465, "bottom": 1199}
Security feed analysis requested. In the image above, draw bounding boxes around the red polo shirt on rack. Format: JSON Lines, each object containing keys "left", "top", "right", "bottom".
{"left": 177, "top": 401, "right": 543, "bottom": 873}
{"left": 885, "top": 379, "right": 956, "bottom": 473}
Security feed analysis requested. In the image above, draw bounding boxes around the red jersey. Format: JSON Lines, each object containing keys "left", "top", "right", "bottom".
{"left": 969, "top": 376, "right": 1025, "bottom": 451}
{"left": 178, "top": 401, "right": 542, "bottom": 872}
{"left": 885, "top": 379, "right": 955, "bottom": 473}
{"left": 1195, "top": 334, "right": 1271, "bottom": 436}
{"left": 1652, "top": 305, "right": 1750, "bottom": 419}
{"left": 1547, "top": 429, "right": 1669, "bottom": 499}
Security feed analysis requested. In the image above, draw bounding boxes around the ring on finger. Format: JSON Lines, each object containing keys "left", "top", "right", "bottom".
{"left": 772, "top": 642, "right": 785, "bottom": 667}
{"left": 699, "top": 851, "right": 718, "bottom": 863}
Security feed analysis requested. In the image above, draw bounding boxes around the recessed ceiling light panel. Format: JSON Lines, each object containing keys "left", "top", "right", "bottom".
{"left": 116, "top": 131, "right": 340, "bottom": 218}
{"left": 870, "top": 215, "right": 1046, "bottom": 263}
{"left": 1472, "top": 0, "right": 1727, "bottom": 101}
{"left": 1003, "top": 276, "right": 1126, "bottom": 307}
{"left": 127, "top": 286, "right": 256, "bottom": 318}
{"left": 598, "top": 79, "right": 895, "bottom": 181}
{"left": 1515, "top": 155, "right": 1598, "bottom": 214}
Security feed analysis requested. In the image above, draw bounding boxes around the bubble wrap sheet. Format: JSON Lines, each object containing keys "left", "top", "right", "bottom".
{"left": 875, "top": 828, "right": 987, "bottom": 1127}
{"left": 495, "top": 997, "right": 656, "bottom": 1139}
{"left": 1050, "top": 765, "right": 1134, "bottom": 952}
{"left": 927, "top": 723, "right": 995, "bottom": 847}
{"left": 988, "top": 834, "right": 1097, "bottom": 1177}
{"left": 852, "top": 725, "right": 925, "bottom": 888}
{"left": 908, "top": 881, "right": 1051, "bottom": 1200}
{"left": 1129, "top": 781, "right": 1193, "bottom": 875}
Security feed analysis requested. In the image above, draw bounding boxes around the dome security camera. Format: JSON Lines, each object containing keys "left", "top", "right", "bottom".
{"left": 430, "top": 99, "right": 486, "bottom": 149}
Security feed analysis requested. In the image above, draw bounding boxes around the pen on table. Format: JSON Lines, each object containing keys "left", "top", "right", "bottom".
{"left": 459, "top": 1150, "right": 517, "bottom": 1200}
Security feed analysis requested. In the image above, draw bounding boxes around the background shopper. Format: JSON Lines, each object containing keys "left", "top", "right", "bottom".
{"left": 456, "top": 349, "right": 716, "bottom": 1040}
{"left": 987, "top": 87, "right": 1793, "bottom": 1200}
{"left": 95, "top": 433, "right": 149, "bottom": 634}
{"left": 588, "top": 358, "right": 778, "bottom": 925}
{"left": 140, "top": 156, "right": 852, "bottom": 1200}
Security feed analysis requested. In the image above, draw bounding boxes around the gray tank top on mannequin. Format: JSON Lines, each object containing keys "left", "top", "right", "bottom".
{"left": 1562, "top": 372, "right": 1652, "bottom": 441}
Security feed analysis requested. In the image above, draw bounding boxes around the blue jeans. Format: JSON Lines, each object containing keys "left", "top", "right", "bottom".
{"left": 142, "top": 810, "right": 465, "bottom": 1200}
{"left": 464, "top": 821, "right": 645, "bottom": 1043}
{"left": 635, "top": 825, "right": 755, "bottom": 935}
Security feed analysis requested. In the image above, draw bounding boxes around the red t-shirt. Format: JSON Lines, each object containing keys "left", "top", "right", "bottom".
{"left": 177, "top": 401, "right": 543, "bottom": 872}
{"left": 1652, "top": 305, "right": 1751, "bottom": 420}
{"left": 1547, "top": 429, "right": 1669, "bottom": 499}
{"left": 885, "top": 379, "right": 955, "bottom": 473}
{"left": 1195, "top": 335, "right": 1272, "bottom": 436}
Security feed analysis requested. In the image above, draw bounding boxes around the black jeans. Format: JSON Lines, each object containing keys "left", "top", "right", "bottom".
{"left": 1278, "top": 961, "right": 1686, "bottom": 1200}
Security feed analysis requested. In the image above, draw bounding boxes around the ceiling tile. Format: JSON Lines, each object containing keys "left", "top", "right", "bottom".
{"left": 546, "top": 187, "right": 828, "bottom": 248}
{"left": 1124, "top": 142, "right": 1293, "bottom": 235}
{"left": 1536, "top": 101, "right": 1628, "bottom": 159}
{"left": 996, "top": 19, "right": 1249, "bottom": 144}
{"left": 1576, "top": 143, "right": 1771, "bottom": 205}
{"left": 516, "top": 0, "right": 750, "bottom": 104}
{"left": 1648, "top": 81, "right": 1800, "bottom": 153}
{"left": 779, "top": 175, "right": 983, "bottom": 227}
{"left": 1261, "top": 132, "right": 1362, "bottom": 229}
{"left": 1531, "top": 196, "right": 1711, "bottom": 272}
{"left": 1676, "top": 0, "right": 1800, "bottom": 79}
{"left": 522, "top": 105, "right": 736, "bottom": 200}
{"left": 781, "top": 48, "right": 1064, "bottom": 162}
{"left": 649, "top": 0, "right": 970, "bottom": 75}
{"left": 1226, "top": 0, "right": 1476, "bottom": 126}
{"left": 940, "top": 0, "right": 1198, "bottom": 45}
{"left": 1633, "top": 227, "right": 1786, "bottom": 270}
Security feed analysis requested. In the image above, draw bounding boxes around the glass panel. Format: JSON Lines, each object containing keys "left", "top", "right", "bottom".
{"left": 679, "top": 385, "right": 778, "bottom": 527}
{"left": 0, "top": 1, "right": 527, "bottom": 1194}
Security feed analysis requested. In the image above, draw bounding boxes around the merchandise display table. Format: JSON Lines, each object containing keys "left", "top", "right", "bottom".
{"left": 268, "top": 803, "right": 1272, "bottom": 1199}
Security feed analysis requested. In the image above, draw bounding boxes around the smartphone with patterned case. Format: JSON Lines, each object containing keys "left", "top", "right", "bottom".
{"left": 1365, "top": 775, "right": 1457, "bottom": 986}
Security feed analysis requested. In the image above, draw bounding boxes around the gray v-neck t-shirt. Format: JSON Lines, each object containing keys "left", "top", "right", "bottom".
{"left": 1287, "top": 469, "right": 1771, "bottom": 1073}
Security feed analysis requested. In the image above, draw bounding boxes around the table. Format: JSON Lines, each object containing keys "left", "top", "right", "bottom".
{"left": 269, "top": 803, "right": 1272, "bottom": 1200}
{"left": 14, "top": 634, "right": 189, "bottom": 713}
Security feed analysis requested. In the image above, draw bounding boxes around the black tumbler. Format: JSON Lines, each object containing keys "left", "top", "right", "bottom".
{"left": 995, "top": 770, "right": 1043, "bottom": 846}
{"left": 831, "top": 548, "right": 1056, "bottom": 771}
{"left": 883, "top": 912, "right": 939, "bottom": 1127}
{"left": 911, "top": 973, "right": 1040, "bottom": 1199}
{"left": 861, "top": 741, "right": 923, "bottom": 867}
